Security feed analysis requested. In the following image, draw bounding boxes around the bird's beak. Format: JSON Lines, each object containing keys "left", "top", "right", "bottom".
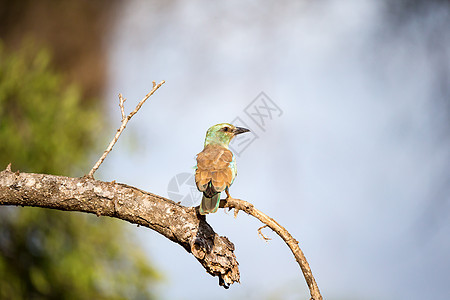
{"left": 233, "top": 127, "right": 250, "bottom": 135}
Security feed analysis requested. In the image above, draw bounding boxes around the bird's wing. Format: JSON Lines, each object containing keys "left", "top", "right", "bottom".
{"left": 195, "top": 144, "right": 234, "bottom": 194}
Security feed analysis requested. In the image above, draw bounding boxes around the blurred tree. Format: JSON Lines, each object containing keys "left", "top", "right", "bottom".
{"left": 0, "top": 42, "right": 160, "bottom": 299}
{"left": 0, "top": 0, "right": 119, "bottom": 99}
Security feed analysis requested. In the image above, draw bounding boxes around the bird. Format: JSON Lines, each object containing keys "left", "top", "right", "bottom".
{"left": 195, "top": 123, "right": 250, "bottom": 215}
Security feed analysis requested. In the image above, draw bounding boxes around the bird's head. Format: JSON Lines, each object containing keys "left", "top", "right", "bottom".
{"left": 204, "top": 123, "right": 250, "bottom": 148}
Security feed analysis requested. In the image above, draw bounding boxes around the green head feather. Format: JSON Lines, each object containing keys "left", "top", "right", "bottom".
{"left": 204, "top": 123, "right": 250, "bottom": 148}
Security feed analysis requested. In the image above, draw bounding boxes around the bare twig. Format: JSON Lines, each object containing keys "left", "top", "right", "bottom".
{"left": 257, "top": 225, "right": 271, "bottom": 241}
{"left": 119, "top": 94, "right": 126, "bottom": 121}
{"left": 87, "top": 80, "right": 165, "bottom": 178}
{"left": 220, "top": 198, "right": 322, "bottom": 300}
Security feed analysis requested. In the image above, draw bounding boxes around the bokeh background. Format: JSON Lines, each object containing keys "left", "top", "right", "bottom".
{"left": 1, "top": 0, "right": 449, "bottom": 299}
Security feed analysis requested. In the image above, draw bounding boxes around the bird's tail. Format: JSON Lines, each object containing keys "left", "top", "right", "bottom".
{"left": 199, "top": 193, "right": 220, "bottom": 215}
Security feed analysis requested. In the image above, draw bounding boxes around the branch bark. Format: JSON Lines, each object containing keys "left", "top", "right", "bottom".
{"left": 0, "top": 165, "right": 322, "bottom": 298}
{"left": 0, "top": 168, "right": 239, "bottom": 288}
{"left": 220, "top": 198, "right": 322, "bottom": 300}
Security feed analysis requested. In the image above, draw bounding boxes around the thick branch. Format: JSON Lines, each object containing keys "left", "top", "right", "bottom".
{"left": 0, "top": 168, "right": 239, "bottom": 288}
{"left": 220, "top": 198, "right": 322, "bottom": 300}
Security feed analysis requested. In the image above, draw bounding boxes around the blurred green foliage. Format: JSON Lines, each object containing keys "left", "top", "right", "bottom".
{"left": 0, "top": 41, "right": 161, "bottom": 299}
{"left": 0, "top": 41, "right": 99, "bottom": 176}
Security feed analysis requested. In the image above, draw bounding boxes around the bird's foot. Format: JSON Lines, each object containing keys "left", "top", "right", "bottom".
{"left": 223, "top": 190, "right": 239, "bottom": 218}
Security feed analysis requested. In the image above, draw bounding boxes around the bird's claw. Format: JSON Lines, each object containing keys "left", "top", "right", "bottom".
{"left": 225, "top": 188, "right": 231, "bottom": 199}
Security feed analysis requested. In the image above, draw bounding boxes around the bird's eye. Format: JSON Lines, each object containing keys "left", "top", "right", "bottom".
{"left": 223, "top": 127, "right": 230, "bottom": 132}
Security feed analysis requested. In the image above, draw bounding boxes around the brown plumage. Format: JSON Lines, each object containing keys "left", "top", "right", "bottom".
{"left": 195, "top": 144, "right": 234, "bottom": 198}
{"left": 195, "top": 123, "right": 249, "bottom": 214}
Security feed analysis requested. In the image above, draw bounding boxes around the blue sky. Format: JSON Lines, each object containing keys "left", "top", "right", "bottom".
{"left": 95, "top": 1, "right": 450, "bottom": 299}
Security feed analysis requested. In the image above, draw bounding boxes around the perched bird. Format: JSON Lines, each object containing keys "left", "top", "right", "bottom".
{"left": 195, "top": 123, "right": 250, "bottom": 215}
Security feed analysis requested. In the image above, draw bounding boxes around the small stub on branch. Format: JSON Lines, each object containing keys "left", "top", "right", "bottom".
{"left": 118, "top": 94, "right": 126, "bottom": 121}
{"left": 258, "top": 225, "right": 272, "bottom": 242}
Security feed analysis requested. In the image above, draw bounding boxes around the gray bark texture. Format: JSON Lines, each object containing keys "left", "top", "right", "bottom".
{"left": 0, "top": 168, "right": 240, "bottom": 288}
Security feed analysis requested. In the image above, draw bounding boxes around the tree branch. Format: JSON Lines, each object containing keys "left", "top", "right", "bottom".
{"left": 3, "top": 80, "right": 322, "bottom": 298}
{"left": 87, "top": 80, "right": 165, "bottom": 178}
{"left": 220, "top": 198, "right": 322, "bottom": 300}
{"left": 0, "top": 168, "right": 239, "bottom": 288}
